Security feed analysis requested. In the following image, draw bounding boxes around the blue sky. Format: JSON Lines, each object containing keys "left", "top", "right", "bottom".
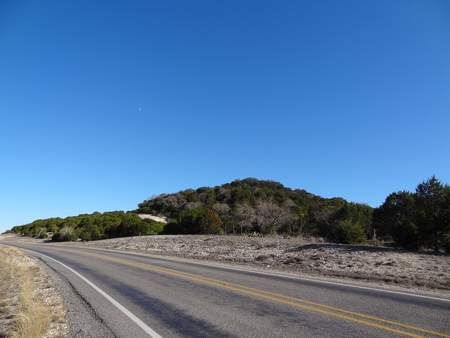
{"left": 1, "top": 0, "right": 449, "bottom": 232}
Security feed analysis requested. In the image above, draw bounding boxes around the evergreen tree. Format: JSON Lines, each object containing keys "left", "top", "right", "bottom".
{"left": 373, "top": 191, "right": 416, "bottom": 240}
{"left": 199, "top": 209, "right": 223, "bottom": 234}
{"left": 415, "top": 175, "right": 450, "bottom": 252}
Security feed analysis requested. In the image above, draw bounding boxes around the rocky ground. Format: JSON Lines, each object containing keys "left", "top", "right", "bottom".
{"left": 59, "top": 234, "right": 450, "bottom": 293}
{"left": 2, "top": 233, "right": 450, "bottom": 293}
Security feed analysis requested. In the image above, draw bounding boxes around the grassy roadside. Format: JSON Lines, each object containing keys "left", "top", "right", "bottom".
{"left": 0, "top": 246, "right": 67, "bottom": 338}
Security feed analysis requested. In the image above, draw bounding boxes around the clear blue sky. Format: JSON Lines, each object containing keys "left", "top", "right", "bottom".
{"left": 1, "top": 0, "right": 449, "bottom": 232}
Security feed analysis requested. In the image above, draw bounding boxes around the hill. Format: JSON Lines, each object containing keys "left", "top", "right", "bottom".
{"left": 8, "top": 178, "right": 372, "bottom": 244}
{"left": 7, "top": 176, "right": 450, "bottom": 252}
{"left": 137, "top": 178, "right": 373, "bottom": 242}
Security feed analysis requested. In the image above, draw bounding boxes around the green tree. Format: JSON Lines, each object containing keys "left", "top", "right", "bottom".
{"left": 177, "top": 208, "right": 205, "bottom": 234}
{"left": 374, "top": 176, "right": 450, "bottom": 251}
{"left": 393, "top": 216, "right": 419, "bottom": 250}
{"left": 336, "top": 202, "right": 373, "bottom": 239}
{"left": 162, "top": 219, "right": 181, "bottom": 234}
{"left": 336, "top": 219, "right": 367, "bottom": 244}
{"left": 415, "top": 175, "right": 450, "bottom": 252}
{"left": 372, "top": 191, "right": 416, "bottom": 240}
{"left": 117, "top": 213, "right": 149, "bottom": 237}
{"left": 79, "top": 231, "right": 92, "bottom": 241}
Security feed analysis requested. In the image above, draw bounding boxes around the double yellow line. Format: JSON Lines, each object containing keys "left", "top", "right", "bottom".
{"left": 52, "top": 247, "right": 449, "bottom": 338}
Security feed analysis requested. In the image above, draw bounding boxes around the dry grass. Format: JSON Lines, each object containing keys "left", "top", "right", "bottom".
{"left": 0, "top": 247, "right": 67, "bottom": 338}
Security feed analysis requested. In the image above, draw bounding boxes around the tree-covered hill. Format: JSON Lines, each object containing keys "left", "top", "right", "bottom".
{"left": 137, "top": 178, "right": 373, "bottom": 243}
{"left": 8, "top": 177, "right": 449, "bottom": 251}
{"left": 9, "top": 178, "right": 372, "bottom": 244}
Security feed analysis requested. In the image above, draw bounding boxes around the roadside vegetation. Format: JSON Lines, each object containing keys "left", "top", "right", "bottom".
{"left": 373, "top": 175, "right": 450, "bottom": 252}
{"left": 8, "top": 211, "right": 164, "bottom": 242}
{"left": 0, "top": 247, "right": 66, "bottom": 338}
{"left": 6, "top": 176, "right": 450, "bottom": 252}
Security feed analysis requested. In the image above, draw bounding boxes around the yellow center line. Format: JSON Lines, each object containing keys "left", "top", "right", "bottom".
{"left": 50, "top": 247, "right": 449, "bottom": 338}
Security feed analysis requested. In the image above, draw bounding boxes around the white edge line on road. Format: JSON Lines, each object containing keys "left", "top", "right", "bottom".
{"left": 15, "top": 247, "right": 163, "bottom": 338}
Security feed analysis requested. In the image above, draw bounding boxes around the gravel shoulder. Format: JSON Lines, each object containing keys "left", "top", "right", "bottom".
{"left": 2, "top": 233, "right": 450, "bottom": 295}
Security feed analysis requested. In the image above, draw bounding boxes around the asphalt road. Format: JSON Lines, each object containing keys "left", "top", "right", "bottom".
{"left": 3, "top": 242, "right": 450, "bottom": 338}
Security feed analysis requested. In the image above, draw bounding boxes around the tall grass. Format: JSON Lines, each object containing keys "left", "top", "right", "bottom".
{"left": 0, "top": 247, "right": 65, "bottom": 338}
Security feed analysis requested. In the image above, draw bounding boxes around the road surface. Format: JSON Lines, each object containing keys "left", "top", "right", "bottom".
{"left": 2, "top": 242, "right": 450, "bottom": 338}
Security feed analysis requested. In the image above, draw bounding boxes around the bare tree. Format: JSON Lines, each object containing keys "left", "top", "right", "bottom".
{"left": 211, "top": 203, "right": 231, "bottom": 216}
{"left": 146, "top": 194, "right": 163, "bottom": 201}
{"left": 232, "top": 198, "right": 297, "bottom": 234}
{"left": 185, "top": 201, "right": 202, "bottom": 210}
{"left": 233, "top": 202, "right": 255, "bottom": 234}
{"left": 161, "top": 193, "right": 187, "bottom": 210}
{"left": 215, "top": 187, "right": 229, "bottom": 201}
{"left": 198, "top": 192, "right": 208, "bottom": 203}
{"left": 311, "top": 209, "right": 338, "bottom": 239}
{"left": 254, "top": 198, "right": 295, "bottom": 233}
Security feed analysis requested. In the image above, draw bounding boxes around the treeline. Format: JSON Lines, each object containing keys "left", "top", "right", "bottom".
{"left": 138, "top": 178, "right": 373, "bottom": 244}
{"left": 8, "top": 177, "right": 450, "bottom": 252}
{"left": 373, "top": 175, "right": 450, "bottom": 252}
{"left": 9, "top": 211, "right": 164, "bottom": 242}
{"left": 138, "top": 176, "right": 450, "bottom": 252}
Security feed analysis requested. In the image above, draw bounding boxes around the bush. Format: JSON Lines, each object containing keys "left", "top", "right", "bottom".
{"left": 51, "top": 233, "right": 62, "bottom": 242}
{"left": 79, "top": 231, "right": 92, "bottom": 241}
{"left": 65, "top": 233, "right": 78, "bottom": 241}
{"left": 38, "top": 233, "right": 48, "bottom": 239}
{"left": 336, "top": 219, "right": 367, "bottom": 244}
{"left": 51, "top": 232, "right": 78, "bottom": 242}
{"left": 199, "top": 209, "right": 222, "bottom": 234}
{"left": 143, "top": 219, "right": 165, "bottom": 234}
{"left": 162, "top": 220, "right": 182, "bottom": 234}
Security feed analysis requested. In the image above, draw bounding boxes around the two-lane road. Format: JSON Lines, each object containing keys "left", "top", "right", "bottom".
{"left": 3, "top": 242, "right": 450, "bottom": 338}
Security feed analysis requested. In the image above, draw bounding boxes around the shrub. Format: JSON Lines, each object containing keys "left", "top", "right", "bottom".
{"left": 143, "top": 219, "right": 165, "bottom": 234}
{"left": 79, "top": 231, "right": 92, "bottom": 241}
{"left": 336, "top": 219, "right": 367, "bottom": 244}
{"left": 65, "top": 233, "right": 78, "bottom": 241}
{"left": 51, "top": 233, "right": 62, "bottom": 242}
{"left": 199, "top": 209, "right": 222, "bottom": 234}
{"left": 51, "top": 232, "right": 78, "bottom": 242}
